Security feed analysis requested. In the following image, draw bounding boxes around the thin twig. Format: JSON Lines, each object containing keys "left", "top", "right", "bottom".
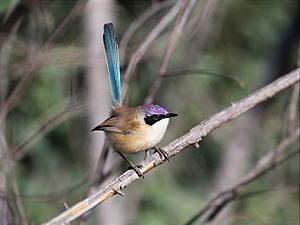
{"left": 10, "top": 166, "right": 29, "bottom": 225}
{"left": 0, "top": 176, "right": 88, "bottom": 204}
{"left": 43, "top": 68, "right": 299, "bottom": 225}
{"left": 119, "top": 0, "right": 173, "bottom": 65}
{"left": 0, "top": 0, "right": 87, "bottom": 124}
{"left": 163, "top": 68, "right": 244, "bottom": 88}
{"left": 184, "top": 137, "right": 299, "bottom": 225}
{"left": 287, "top": 83, "right": 299, "bottom": 135}
{"left": 45, "top": 0, "right": 88, "bottom": 47}
{"left": 184, "top": 115, "right": 300, "bottom": 224}
{"left": 145, "top": 0, "right": 197, "bottom": 104}
{"left": 235, "top": 187, "right": 299, "bottom": 202}
{"left": 0, "top": 101, "right": 86, "bottom": 171}
{"left": 122, "top": 1, "right": 181, "bottom": 97}
{"left": 185, "top": 0, "right": 220, "bottom": 50}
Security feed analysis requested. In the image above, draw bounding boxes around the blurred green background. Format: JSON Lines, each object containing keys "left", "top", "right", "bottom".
{"left": 0, "top": 0, "right": 299, "bottom": 224}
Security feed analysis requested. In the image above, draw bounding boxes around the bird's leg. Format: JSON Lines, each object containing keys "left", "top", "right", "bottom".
{"left": 154, "top": 146, "right": 169, "bottom": 161}
{"left": 117, "top": 152, "right": 144, "bottom": 178}
{"left": 144, "top": 150, "right": 151, "bottom": 160}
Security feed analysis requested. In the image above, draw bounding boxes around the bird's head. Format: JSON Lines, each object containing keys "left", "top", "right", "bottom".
{"left": 142, "top": 104, "right": 177, "bottom": 126}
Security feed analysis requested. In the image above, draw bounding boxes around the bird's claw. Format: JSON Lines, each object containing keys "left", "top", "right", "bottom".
{"left": 154, "top": 147, "right": 169, "bottom": 161}
{"left": 144, "top": 150, "right": 151, "bottom": 160}
{"left": 128, "top": 164, "right": 144, "bottom": 178}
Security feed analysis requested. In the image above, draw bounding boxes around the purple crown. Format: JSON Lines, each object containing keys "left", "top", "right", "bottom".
{"left": 143, "top": 104, "right": 169, "bottom": 117}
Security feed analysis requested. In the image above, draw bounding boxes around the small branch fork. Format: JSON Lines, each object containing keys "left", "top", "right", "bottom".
{"left": 44, "top": 68, "right": 299, "bottom": 224}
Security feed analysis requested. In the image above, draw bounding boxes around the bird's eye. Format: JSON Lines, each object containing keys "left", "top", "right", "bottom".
{"left": 152, "top": 114, "right": 159, "bottom": 120}
{"left": 144, "top": 114, "right": 161, "bottom": 125}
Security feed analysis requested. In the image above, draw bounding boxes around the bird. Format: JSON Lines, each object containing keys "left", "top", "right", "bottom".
{"left": 91, "top": 23, "right": 177, "bottom": 177}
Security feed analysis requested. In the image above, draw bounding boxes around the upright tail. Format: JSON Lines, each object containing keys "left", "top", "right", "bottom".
{"left": 103, "top": 23, "right": 122, "bottom": 106}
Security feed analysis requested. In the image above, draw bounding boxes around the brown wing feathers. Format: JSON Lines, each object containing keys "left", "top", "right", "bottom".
{"left": 95, "top": 106, "right": 141, "bottom": 134}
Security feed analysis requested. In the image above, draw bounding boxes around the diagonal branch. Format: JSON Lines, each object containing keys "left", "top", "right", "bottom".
{"left": 43, "top": 68, "right": 299, "bottom": 224}
{"left": 10, "top": 165, "right": 29, "bottom": 225}
{"left": 0, "top": 101, "right": 86, "bottom": 171}
{"left": 184, "top": 128, "right": 299, "bottom": 225}
{"left": 119, "top": 0, "right": 173, "bottom": 65}
{"left": 145, "top": 0, "right": 197, "bottom": 104}
{"left": 287, "top": 83, "right": 299, "bottom": 135}
{"left": 122, "top": 1, "right": 181, "bottom": 97}
{"left": 0, "top": 0, "right": 88, "bottom": 124}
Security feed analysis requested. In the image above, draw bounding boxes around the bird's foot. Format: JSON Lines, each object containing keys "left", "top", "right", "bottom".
{"left": 128, "top": 163, "right": 144, "bottom": 178}
{"left": 118, "top": 152, "right": 144, "bottom": 178}
{"left": 154, "top": 146, "right": 169, "bottom": 161}
{"left": 144, "top": 150, "right": 151, "bottom": 160}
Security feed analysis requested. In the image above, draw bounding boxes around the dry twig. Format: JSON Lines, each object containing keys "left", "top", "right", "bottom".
{"left": 0, "top": 0, "right": 87, "bottom": 124}
{"left": 0, "top": 101, "right": 86, "bottom": 171}
{"left": 145, "top": 0, "right": 197, "bottom": 104}
{"left": 44, "top": 68, "right": 299, "bottom": 225}
{"left": 0, "top": 176, "right": 88, "bottom": 204}
{"left": 184, "top": 128, "right": 299, "bottom": 225}
{"left": 287, "top": 83, "right": 299, "bottom": 135}
{"left": 10, "top": 166, "right": 29, "bottom": 225}
{"left": 119, "top": 0, "right": 173, "bottom": 65}
{"left": 163, "top": 69, "right": 244, "bottom": 87}
{"left": 122, "top": 1, "right": 181, "bottom": 97}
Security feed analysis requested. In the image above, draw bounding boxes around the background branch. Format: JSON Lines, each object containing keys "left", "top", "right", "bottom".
{"left": 145, "top": 0, "right": 197, "bottom": 104}
{"left": 0, "top": 0, "right": 87, "bottom": 124}
{"left": 287, "top": 83, "right": 299, "bottom": 135}
{"left": 122, "top": 1, "right": 181, "bottom": 97}
{"left": 119, "top": 0, "right": 173, "bottom": 65}
{"left": 0, "top": 101, "right": 85, "bottom": 171}
{"left": 184, "top": 128, "right": 299, "bottom": 225}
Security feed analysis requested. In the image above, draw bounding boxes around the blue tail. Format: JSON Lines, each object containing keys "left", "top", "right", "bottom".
{"left": 103, "top": 23, "right": 122, "bottom": 105}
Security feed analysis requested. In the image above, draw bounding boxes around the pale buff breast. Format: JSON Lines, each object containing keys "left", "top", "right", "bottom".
{"left": 107, "top": 118, "right": 169, "bottom": 154}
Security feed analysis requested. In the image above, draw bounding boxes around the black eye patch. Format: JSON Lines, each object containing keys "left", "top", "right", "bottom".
{"left": 144, "top": 114, "right": 162, "bottom": 125}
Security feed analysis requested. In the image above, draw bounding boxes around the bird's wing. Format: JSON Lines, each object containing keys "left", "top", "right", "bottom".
{"left": 97, "top": 114, "right": 141, "bottom": 135}
{"left": 95, "top": 116, "right": 125, "bottom": 134}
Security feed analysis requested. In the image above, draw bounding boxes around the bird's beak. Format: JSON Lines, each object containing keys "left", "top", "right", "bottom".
{"left": 91, "top": 125, "right": 101, "bottom": 132}
{"left": 165, "top": 113, "right": 178, "bottom": 118}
